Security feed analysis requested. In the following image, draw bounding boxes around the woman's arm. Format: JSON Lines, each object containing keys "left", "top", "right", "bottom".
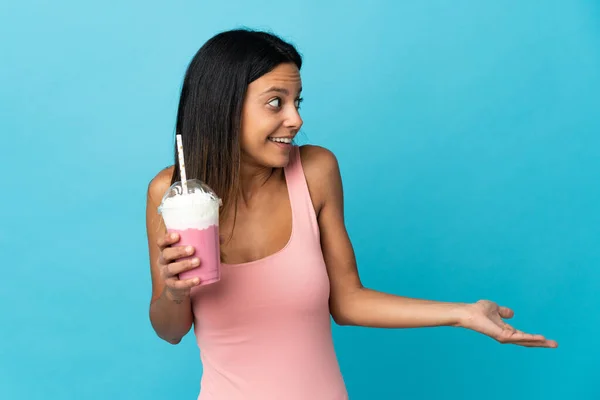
{"left": 302, "top": 145, "right": 557, "bottom": 348}
{"left": 146, "top": 167, "right": 194, "bottom": 344}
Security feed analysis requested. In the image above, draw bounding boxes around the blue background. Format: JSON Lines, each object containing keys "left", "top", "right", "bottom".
{"left": 1, "top": 1, "right": 598, "bottom": 399}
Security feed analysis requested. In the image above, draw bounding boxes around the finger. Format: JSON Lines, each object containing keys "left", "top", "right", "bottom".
{"left": 165, "top": 258, "right": 201, "bottom": 277}
{"left": 166, "top": 277, "right": 201, "bottom": 290}
{"left": 503, "top": 327, "right": 548, "bottom": 342}
{"left": 163, "top": 245, "right": 195, "bottom": 263}
{"left": 498, "top": 306, "right": 514, "bottom": 319}
{"left": 509, "top": 339, "right": 558, "bottom": 348}
{"left": 513, "top": 330, "right": 547, "bottom": 342}
{"left": 157, "top": 232, "right": 180, "bottom": 250}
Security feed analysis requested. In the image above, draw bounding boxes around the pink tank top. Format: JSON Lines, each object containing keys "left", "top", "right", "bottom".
{"left": 190, "top": 146, "right": 349, "bottom": 400}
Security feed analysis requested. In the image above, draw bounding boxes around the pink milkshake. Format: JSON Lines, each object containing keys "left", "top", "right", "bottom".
{"left": 158, "top": 178, "right": 222, "bottom": 285}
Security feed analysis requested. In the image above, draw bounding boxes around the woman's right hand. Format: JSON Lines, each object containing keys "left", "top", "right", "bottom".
{"left": 157, "top": 232, "right": 202, "bottom": 301}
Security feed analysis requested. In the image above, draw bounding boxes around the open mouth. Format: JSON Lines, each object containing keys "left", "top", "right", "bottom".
{"left": 268, "top": 137, "right": 293, "bottom": 144}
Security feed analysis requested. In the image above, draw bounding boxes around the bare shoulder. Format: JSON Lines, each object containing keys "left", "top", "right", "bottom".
{"left": 299, "top": 144, "right": 339, "bottom": 170}
{"left": 146, "top": 165, "right": 175, "bottom": 259}
{"left": 298, "top": 144, "right": 342, "bottom": 214}
{"left": 147, "top": 165, "right": 175, "bottom": 205}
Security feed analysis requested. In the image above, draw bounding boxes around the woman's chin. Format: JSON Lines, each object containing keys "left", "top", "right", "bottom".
{"left": 267, "top": 139, "right": 293, "bottom": 152}
{"left": 265, "top": 141, "right": 293, "bottom": 166}
{"left": 243, "top": 142, "right": 293, "bottom": 169}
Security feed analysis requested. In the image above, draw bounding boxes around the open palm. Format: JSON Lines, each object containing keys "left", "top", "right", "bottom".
{"left": 462, "top": 300, "right": 558, "bottom": 348}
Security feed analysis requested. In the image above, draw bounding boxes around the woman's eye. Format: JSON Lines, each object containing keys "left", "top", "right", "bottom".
{"left": 268, "top": 98, "right": 281, "bottom": 108}
{"left": 295, "top": 97, "right": 303, "bottom": 109}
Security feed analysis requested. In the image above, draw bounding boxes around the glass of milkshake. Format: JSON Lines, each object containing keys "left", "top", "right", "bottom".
{"left": 157, "top": 135, "right": 222, "bottom": 285}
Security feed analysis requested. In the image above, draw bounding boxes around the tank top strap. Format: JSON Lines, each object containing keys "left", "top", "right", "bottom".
{"left": 283, "top": 145, "right": 320, "bottom": 240}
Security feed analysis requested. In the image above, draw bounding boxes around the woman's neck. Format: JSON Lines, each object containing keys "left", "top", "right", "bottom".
{"left": 238, "top": 162, "right": 281, "bottom": 207}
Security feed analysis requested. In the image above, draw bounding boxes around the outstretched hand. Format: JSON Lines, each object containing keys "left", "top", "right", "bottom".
{"left": 460, "top": 300, "right": 558, "bottom": 348}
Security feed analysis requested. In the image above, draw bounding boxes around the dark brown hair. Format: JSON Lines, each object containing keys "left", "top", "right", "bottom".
{"left": 171, "top": 28, "right": 302, "bottom": 229}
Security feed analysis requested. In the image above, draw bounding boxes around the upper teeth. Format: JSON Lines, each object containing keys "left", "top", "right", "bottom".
{"left": 269, "top": 137, "right": 292, "bottom": 143}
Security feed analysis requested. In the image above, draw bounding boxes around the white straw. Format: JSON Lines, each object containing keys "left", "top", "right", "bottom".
{"left": 176, "top": 134, "right": 188, "bottom": 194}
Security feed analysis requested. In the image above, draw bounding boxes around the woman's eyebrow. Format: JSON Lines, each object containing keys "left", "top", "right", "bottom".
{"left": 260, "top": 86, "right": 302, "bottom": 96}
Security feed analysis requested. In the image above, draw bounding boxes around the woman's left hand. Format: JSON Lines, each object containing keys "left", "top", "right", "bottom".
{"left": 459, "top": 300, "right": 558, "bottom": 348}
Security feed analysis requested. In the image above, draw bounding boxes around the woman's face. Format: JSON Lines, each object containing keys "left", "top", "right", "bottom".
{"left": 239, "top": 62, "right": 303, "bottom": 169}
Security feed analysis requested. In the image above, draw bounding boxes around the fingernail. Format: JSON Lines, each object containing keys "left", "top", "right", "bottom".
{"left": 186, "top": 246, "right": 194, "bottom": 254}
{"left": 191, "top": 258, "right": 199, "bottom": 266}
{"left": 171, "top": 233, "right": 177, "bottom": 239}
{"left": 194, "top": 278, "right": 200, "bottom": 284}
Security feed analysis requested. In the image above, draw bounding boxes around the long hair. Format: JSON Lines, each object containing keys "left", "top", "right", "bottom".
{"left": 171, "top": 28, "right": 302, "bottom": 230}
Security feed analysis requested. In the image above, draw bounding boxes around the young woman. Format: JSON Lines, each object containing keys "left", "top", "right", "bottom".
{"left": 145, "top": 28, "right": 557, "bottom": 400}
